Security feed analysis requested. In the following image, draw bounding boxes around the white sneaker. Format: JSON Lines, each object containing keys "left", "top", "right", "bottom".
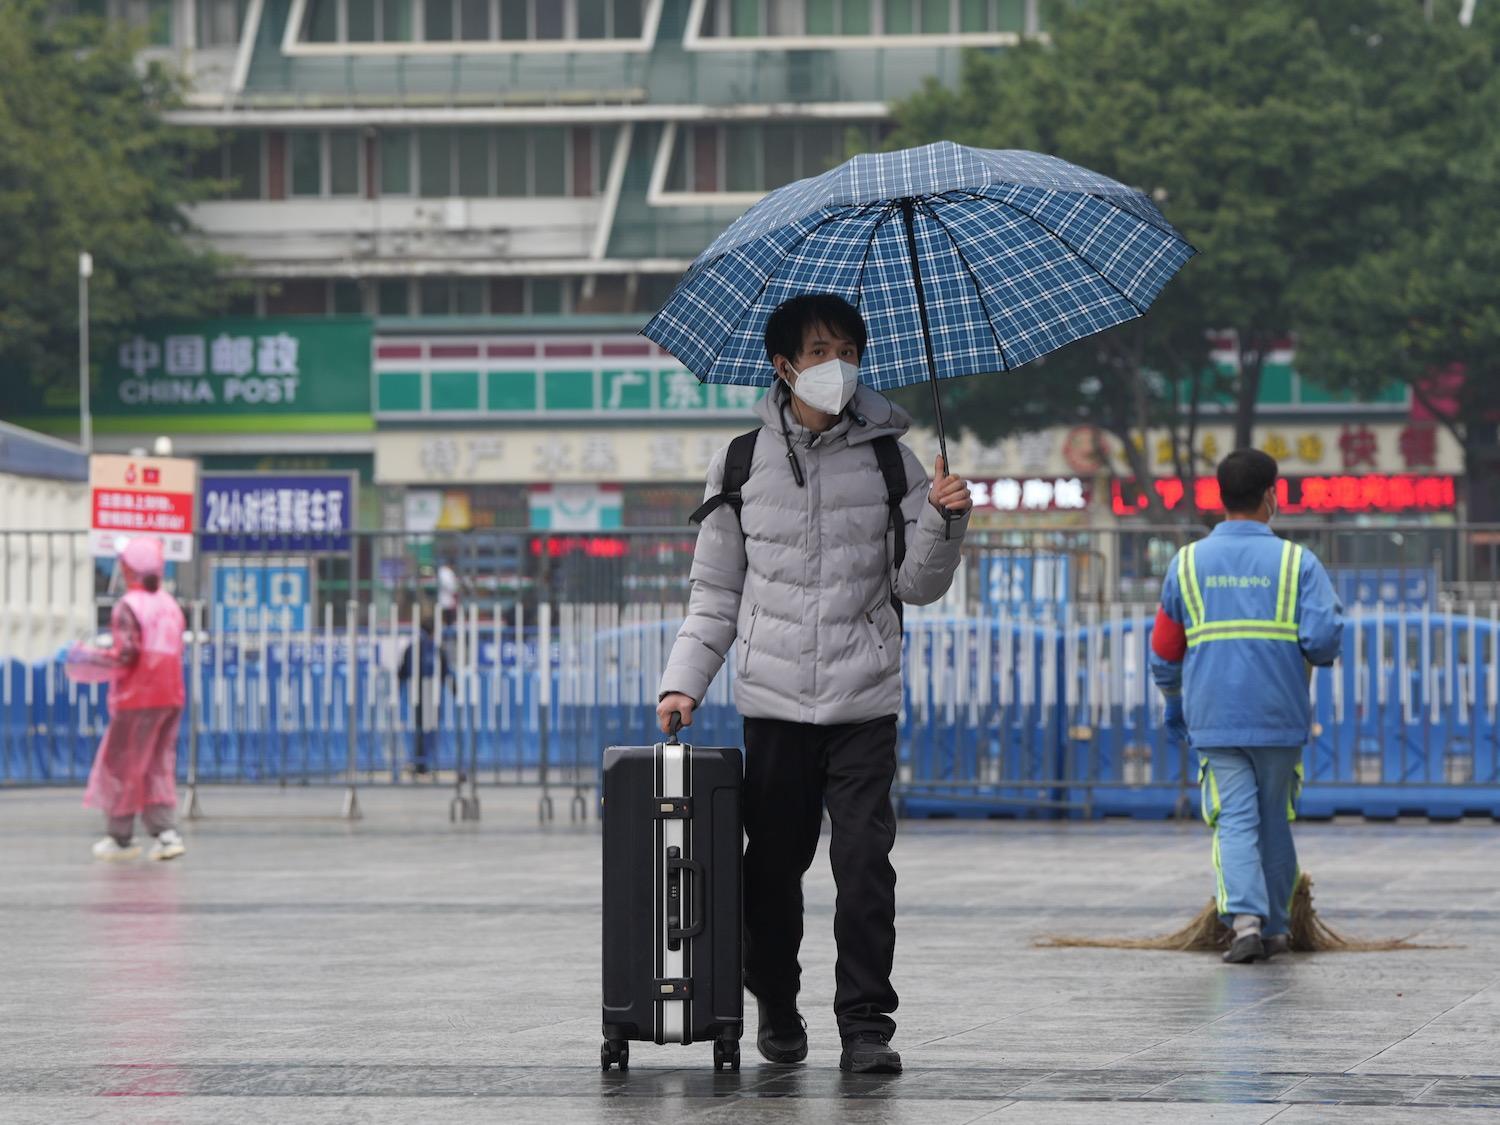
{"left": 92, "top": 837, "right": 142, "bottom": 862}
{"left": 149, "top": 829, "right": 186, "bottom": 862}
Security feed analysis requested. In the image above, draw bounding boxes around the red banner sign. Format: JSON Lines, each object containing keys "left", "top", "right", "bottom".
{"left": 1113, "top": 474, "right": 1457, "bottom": 516}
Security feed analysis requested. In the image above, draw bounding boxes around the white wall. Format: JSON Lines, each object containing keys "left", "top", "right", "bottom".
{"left": 187, "top": 197, "right": 601, "bottom": 263}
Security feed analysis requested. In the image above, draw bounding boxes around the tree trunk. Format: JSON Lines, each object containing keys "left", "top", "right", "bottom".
{"left": 1234, "top": 333, "right": 1264, "bottom": 453}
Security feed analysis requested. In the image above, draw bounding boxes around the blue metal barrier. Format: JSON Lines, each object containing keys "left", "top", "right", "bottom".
{"left": 7, "top": 607, "right": 1500, "bottom": 820}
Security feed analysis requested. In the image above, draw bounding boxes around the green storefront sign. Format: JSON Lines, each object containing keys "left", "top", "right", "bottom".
{"left": 12, "top": 317, "right": 373, "bottom": 434}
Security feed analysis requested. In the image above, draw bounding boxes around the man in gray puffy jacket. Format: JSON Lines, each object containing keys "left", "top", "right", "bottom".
{"left": 656, "top": 294, "right": 972, "bottom": 1074}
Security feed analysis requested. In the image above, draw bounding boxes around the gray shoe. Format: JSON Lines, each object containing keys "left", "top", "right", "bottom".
{"left": 756, "top": 1000, "right": 807, "bottom": 1065}
{"left": 1263, "top": 933, "right": 1291, "bottom": 957}
{"left": 1222, "top": 931, "right": 1265, "bottom": 964}
{"left": 840, "top": 1032, "right": 902, "bottom": 1074}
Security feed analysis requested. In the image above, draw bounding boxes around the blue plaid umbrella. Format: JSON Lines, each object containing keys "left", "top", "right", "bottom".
{"left": 643, "top": 141, "right": 1195, "bottom": 465}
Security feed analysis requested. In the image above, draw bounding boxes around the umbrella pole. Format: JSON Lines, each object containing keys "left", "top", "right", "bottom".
{"left": 900, "top": 198, "right": 957, "bottom": 536}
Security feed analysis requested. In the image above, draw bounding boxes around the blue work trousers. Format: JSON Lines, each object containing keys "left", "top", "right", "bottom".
{"left": 1198, "top": 747, "right": 1303, "bottom": 936}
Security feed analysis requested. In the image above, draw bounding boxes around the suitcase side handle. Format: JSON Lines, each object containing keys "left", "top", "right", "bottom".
{"left": 666, "top": 851, "right": 706, "bottom": 949}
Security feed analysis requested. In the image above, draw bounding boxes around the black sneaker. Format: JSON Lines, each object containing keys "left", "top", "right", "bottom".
{"left": 839, "top": 1031, "right": 902, "bottom": 1074}
{"left": 1222, "top": 930, "right": 1265, "bottom": 964}
{"left": 1263, "top": 933, "right": 1291, "bottom": 958}
{"left": 756, "top": 1000, "right": 807, "bottom": 1065}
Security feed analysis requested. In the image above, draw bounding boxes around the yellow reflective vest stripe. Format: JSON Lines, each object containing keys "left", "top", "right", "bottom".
{"left": 1179, "top": 542, "right": 1206, "bottom": 629}
{"left": 1184, "top": 539, "right": 1303, "bottom": 650}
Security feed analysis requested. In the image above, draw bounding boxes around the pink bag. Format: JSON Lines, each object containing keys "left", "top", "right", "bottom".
{"left": 64, "top": 641, "right": 118, "bottom": 685}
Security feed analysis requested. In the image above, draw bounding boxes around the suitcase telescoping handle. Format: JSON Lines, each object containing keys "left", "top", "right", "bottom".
{"left": 666, "top": 710, "right": 684, "bottom": 746}
{"left": 666, "top": 848, "right": 705, "bottom": 950}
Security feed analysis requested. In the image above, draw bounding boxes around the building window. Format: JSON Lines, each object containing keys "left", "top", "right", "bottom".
{"left": 577, "top": 0, "right": 642, "bottom": 38}
{"left": 380, "top": 130, "right": 414, "bottom": 194}
{"left": 347, "top": 0, "right": 376, "bottom": 40}
{"left": 226, "top": 132, "right": 264, "bottom": 198}
{"left": 301, "top": 0, "right": 646, "bottom": 43}
{"left": 407, "top": 127, "right": 603, "bottom": 197}
{"left": 490, "top": 277, "right": 525, "bottom": 315}
{"left": 265, "top": 279, "right": 329, "bottom": 316}
{"left": 329, "top": 131, "right": 361, "bottom": 195}
{"left": 194, "top": 132, "right": 265, "bottom": 199}
{"left": 634, "top": 275, "right": 681, "bottom": 314}
{"left": 257, "top": 279, "right": 369, "bottom": 316}
{"left": 287, "top": 131, "right": 363, "bottom": 198}
{"left": 530, "top": 278, "right": 565, "bottom": 314}
{"left": 459, "top": 0, "right": 490, "bottom": 40}
{"left": 365, "top": 277, "right": 587, "bottom": 318}
{"left": 331, "top": 279, "right": 366, "bottom": 314}
{"left": 455, "top": 127, "right": 492, "bottom": 195}
{"left": 196, "top": 0, "right": 248, "bottom": 45}
{"left": 378, "top": 279, "right": 413, "bottom": 316}
{"left": 306, "top": 0, "right": 337, "bottom": 40}
{"left": 418, "top": 129, "right": 454, "bottom": 197}
{"left": 703, "top": 0, "right": 1030, "bottom": 36}
{"left": 289, "top": 132, "right": 323, "bottom": 196}
{"left": 381, "top": 0, "right": 415, "bottom": 40}
{"left": 668, "top": 122, "right": 855, "bottom": 194}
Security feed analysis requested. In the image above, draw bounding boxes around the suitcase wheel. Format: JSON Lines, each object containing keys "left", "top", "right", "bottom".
{"left": 713, "top": 1039, "right": 740, "bottom": 1073}
{"left": 601, "top": 1039, "right": 629, "bottom": 1072}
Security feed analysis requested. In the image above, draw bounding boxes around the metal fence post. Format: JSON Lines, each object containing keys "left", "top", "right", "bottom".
{"left": 450, "top": 603, "right": 479, "bottom": 821}
{"left": 538, "top": 599, "right": 554, "bottom": 823}
{"left": 343, "top": 597, "right": 362, "bottom": 821}
{"left": 467, "top": 604, "right": 481, "bottom": 818}
{"left": 185, "top": 599, "right": 205, "bottom": 820}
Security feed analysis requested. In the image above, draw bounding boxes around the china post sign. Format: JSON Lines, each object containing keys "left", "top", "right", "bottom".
{"left": 200, "top": 472, "right": 356, "bottom": 552}
{"left": 101, "top": 317, "right": 371, "bottom": 430}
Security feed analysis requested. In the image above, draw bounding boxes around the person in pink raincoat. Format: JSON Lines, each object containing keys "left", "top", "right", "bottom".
{"left": 82, "top": 536, "right": 187, "bottom": 862}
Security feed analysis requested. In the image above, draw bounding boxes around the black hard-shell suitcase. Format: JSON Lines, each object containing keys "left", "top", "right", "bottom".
{"left": 600, "top": 722, "right": 743, "bottom": 1071}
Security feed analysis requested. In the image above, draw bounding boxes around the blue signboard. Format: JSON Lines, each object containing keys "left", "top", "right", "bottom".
{"left": 213, "top": 563, "right": 311, "bottom": 632}
{"left": 1332, "top": 567, "right": 1438, "bottom": 611}
{"left": 200, "top": 472, "right": 355, "bottom": 552}
{"left": 980, "top": 554, "right": 1071, "bottom": 613}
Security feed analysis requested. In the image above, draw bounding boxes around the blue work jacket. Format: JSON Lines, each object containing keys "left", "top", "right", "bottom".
{"left": 1150, "top": 521, "right": 1344, "bottom": 748}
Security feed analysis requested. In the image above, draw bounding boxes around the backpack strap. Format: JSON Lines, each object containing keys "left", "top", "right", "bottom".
{"left": 871, "top": 435, "right": 908, "bottom": 621}
{"left": 690, "top": 429, "right": 760, "bottom": 526}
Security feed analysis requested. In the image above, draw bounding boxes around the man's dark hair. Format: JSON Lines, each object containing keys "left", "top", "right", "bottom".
{"left": 1217, "top": 448, "right": 1279, "bottom": 513}
{"left": 764, "top": 294, "right": 867, "bottom": 364}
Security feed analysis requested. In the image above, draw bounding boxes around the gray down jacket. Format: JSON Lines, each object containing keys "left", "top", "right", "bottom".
{"left": 659, "top": 381, "right": 970, "bottom": 725}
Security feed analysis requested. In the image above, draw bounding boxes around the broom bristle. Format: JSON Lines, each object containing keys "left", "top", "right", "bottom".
{"left": 1036, "top": 874, "right": 1441, "bottom": 953}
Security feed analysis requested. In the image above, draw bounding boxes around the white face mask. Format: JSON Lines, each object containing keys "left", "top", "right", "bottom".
{"left": 1266, "top": 490, "right": 1278, "bottom": 525}
{"left": 787, "top": 357, "right": 859, "bottom": 416}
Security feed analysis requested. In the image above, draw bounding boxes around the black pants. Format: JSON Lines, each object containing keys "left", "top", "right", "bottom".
{"left": 742, "top": 715, "right": 899, "bottom": 1040}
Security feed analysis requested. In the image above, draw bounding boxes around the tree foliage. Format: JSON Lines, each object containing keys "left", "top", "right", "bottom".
{"left": 1292, "top": 7, "right": 1500, "bottom": 465}
{"left": 0, "top": 0, "right": 227, "bottom": 410}
{"left": 883, "top": 0, "right": 1491, "bottom": 513}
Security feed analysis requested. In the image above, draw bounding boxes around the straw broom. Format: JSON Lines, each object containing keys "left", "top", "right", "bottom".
{"left": 1036, "top": 873, "right": 1435, "bottom": 952}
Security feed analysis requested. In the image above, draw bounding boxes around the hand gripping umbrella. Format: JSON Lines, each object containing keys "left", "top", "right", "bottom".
{"left": 644, "top": 140, "right": 1195, "bottom": 486}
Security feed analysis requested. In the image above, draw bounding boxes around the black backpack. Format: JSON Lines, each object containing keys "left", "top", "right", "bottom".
{"left": 688, "top": 428, "right": 909, "bottom": 622}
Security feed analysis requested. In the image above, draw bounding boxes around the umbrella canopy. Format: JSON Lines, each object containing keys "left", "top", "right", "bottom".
{"left": 643, "top": 141, "right": 1195, "bottom": 395}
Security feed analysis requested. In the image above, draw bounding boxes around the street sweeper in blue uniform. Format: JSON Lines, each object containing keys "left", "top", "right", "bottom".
{"left": 1150, "top": 449, "right": 1344, "bottom": 963}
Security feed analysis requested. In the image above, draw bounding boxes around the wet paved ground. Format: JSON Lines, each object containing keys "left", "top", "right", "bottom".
{"left": 1, "top": 783, "right": 1496, "bottom": 1124}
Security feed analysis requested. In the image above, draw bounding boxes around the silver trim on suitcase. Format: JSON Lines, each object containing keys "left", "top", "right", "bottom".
{"left": 660, "top": 742, "right": 686, "bottom": 1044}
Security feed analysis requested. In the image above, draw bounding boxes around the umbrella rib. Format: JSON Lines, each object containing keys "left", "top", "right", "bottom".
{"left": 711, "top": 203, "right": 887, "bottom": 384}
{"left": 852, "top": 202, "right": 903, "bottom": 322}
{"left": 972, "top": 189, "right": 1161, "bottom": 317}
{"left": 919, "top": 199, "right": 1015, "bottom": 374}
{"left": 702, "top": 208, "right": 870, "bottom": 387}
